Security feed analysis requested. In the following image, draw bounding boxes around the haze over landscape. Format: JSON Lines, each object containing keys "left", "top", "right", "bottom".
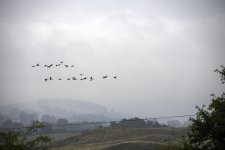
{"left": 0, "top": 0, "right": 225, "bottom": 121}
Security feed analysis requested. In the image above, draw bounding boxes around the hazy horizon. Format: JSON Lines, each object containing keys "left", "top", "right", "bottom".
{"left": 0, "top": 0, "right": 225, "bottom": 118}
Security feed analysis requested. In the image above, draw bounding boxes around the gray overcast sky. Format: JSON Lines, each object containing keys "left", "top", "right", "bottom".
{"left": 0, "top": 0, "right": 225, "bottom": 117}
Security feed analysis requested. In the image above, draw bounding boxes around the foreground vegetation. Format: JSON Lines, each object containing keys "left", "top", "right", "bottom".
{"left": 0, "top": 121, "right": 52, "bottom": 150}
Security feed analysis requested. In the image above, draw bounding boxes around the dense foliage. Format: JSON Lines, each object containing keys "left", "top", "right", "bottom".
{"left": 0, "top": 121, "right": 52, "bottom": 150}
{"left": 188, "top": 65, "right": 225, "bottom": 150}
{"left": 110, "top": 117, "right": 165, "bottom": 128}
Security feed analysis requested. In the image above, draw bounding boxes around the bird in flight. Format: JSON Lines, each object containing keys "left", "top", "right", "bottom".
{"left": 60, "top": 61, "right": 63, "bottom": 64}
{"left": 44, "top": 78, "right": 48, "bottom": 82}
{"left": 32, "top": 65, "right": 35, "bottom": 67}
{"left": 58, "top": 78, "right": 62, "bottom": 80}
{"left": 72, "top": 77, "right": 77, "bottom": 80}
{"left": 71, "top": 65, "right": 75, "bottom": 67}
{"left": 36, "top": 64, "right": 40, "bottom": 66}
{"left": 103, "top": 76, "right": 108, "bottom": 79}
{"left": 81, "top": 77, "right": 87, "bottom": 80}
{"left": 90, "top": 77, "right": 94, "bottom": 81}
{"left": 67, "top": 78, "right": 70, "bottom": 80}
{"left": 49, "top": 77, "right": 53, "bottom": 80}
{"left": 114, "top": 76, "right": 117, "bottom": 79}
{"left": 65, "top": 65, "right": 69, "bottom": 67}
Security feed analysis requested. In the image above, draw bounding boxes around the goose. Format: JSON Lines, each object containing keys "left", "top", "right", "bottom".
{"left": 103, "top": 76, "right": 108, "bottom": 79}
{"left": 81, "top": 77, "right": 87, "bottom": 80}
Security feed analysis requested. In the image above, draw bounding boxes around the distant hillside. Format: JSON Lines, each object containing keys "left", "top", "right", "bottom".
{"left": 50, "top": 127, "right": 188, "bottom": 150}
{"left": 0, "top": 99, "right": 123, "bottom": 123}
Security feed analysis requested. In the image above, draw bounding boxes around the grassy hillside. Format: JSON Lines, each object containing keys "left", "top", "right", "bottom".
{"left": 50, "top": 127, "right": 188, "bottom": 150}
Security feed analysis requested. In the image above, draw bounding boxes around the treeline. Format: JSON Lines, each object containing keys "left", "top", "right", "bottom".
{"left": 1, "top": 117, "right": 169, "bottom": 134}
{"left": 110, "top": 117, "right": 167, "bottom": 128}
{"left": 0, "top": 118, "right": 103, "bottom": 134}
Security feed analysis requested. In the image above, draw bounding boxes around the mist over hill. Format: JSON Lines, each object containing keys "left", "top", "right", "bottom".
{"left": 0, "top": 99, "right": 124, "bottom": 124}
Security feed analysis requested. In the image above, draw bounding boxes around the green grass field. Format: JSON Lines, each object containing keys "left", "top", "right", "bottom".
{"left": 50, "top": 127, "right": 188, "bottom": 150}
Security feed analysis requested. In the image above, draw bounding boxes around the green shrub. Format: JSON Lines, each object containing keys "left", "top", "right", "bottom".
{"left": 0, "top": 121, "right": 52, "bottom": 150}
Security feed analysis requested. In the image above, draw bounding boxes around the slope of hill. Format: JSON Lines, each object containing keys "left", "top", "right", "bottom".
{"left": 0, "top": 99, "right": 123, "bottom": 123}
{"left": 50, "top": 127, "right": 188, "bottom": 150}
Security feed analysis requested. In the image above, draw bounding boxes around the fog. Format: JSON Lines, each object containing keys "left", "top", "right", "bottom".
{"left": 0, "top": 0, "right": 225, "bottom": 119}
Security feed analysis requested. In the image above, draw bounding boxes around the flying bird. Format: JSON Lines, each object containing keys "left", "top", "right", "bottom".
{"left": 71, "top": 65, "right": 74, "bottom": 67}
{"left": 81, "top": 77, "right": 87, "bottom": 80}
{"left": 90, "top": 77, "right": 94, "bottom": 81}
{"left": 65, "top": 65, "right": 69, "bottom": 67}
{"left": 60, "top": 61, "right": 63, "bottom": 63}
{"left": 72, "top": 77, "right": 77, "bottom": 80}
{"left": 49, "top": 77, "right": 53, "bottom": 80}
{"left": 36, "top": 64, "right": 40, "bottom": 66}
{"left": 103, "top": 76, "right": 108, "bottom": 79}
{"left": 44, "top": 78, "right": 48, "bottom": 82}
{"left": 32, "top": 65, "right": 35, "bottom": 67}
{"left": 58, "top": 78, "right": 62, "bottom": 80}
{"left": 67, "top": 78, "right": 70, "bottom": 80}
{"left": 114, "top": 76, "right": 117, "bottom": 79}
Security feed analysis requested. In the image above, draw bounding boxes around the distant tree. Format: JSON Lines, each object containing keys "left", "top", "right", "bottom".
{"left": 188, "top": 65, "right": 225, "bottom": 150}
{"left": 167, "top": 120, "right": 183, "bottom": 128}
{"left": 19, "top": 112, "right": 39, "bottom": 125}
{"left": 146, "top": 120, "right": 161, "bottom": 128}
{"left": 55, "top": 118, "right": 69, "bottom": 132}
{"left": 2, "top": 120, "right": 13, "bottom": 128}
{"left": 0, "top": 121, "right": 52, "bottom": 150}
{"left": 1, "top": 120, "right": 23, "bottom": 129}
{"left": 41, "top": 115, "right": 56, "bottom": 124}
{"left": 111, "top": 117, "right": 146, "bottom": 128}
{"left": 0, "top": 113, "right": 5, "bottom": 125}
{"left": 56, "top": 118, "right": 68, "bottom": 125}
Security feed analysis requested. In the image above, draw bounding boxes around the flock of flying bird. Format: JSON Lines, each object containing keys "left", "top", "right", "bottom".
{"left": 32, "top": 62, "right": 117, "bottom": 82}
{"left": 32, "top": 61, "right": 74, "bottom": 68}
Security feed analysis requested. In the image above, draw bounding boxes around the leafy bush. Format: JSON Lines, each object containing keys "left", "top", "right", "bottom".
{"left": 0, "top": 121, "right": 52, "bottom": 150}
